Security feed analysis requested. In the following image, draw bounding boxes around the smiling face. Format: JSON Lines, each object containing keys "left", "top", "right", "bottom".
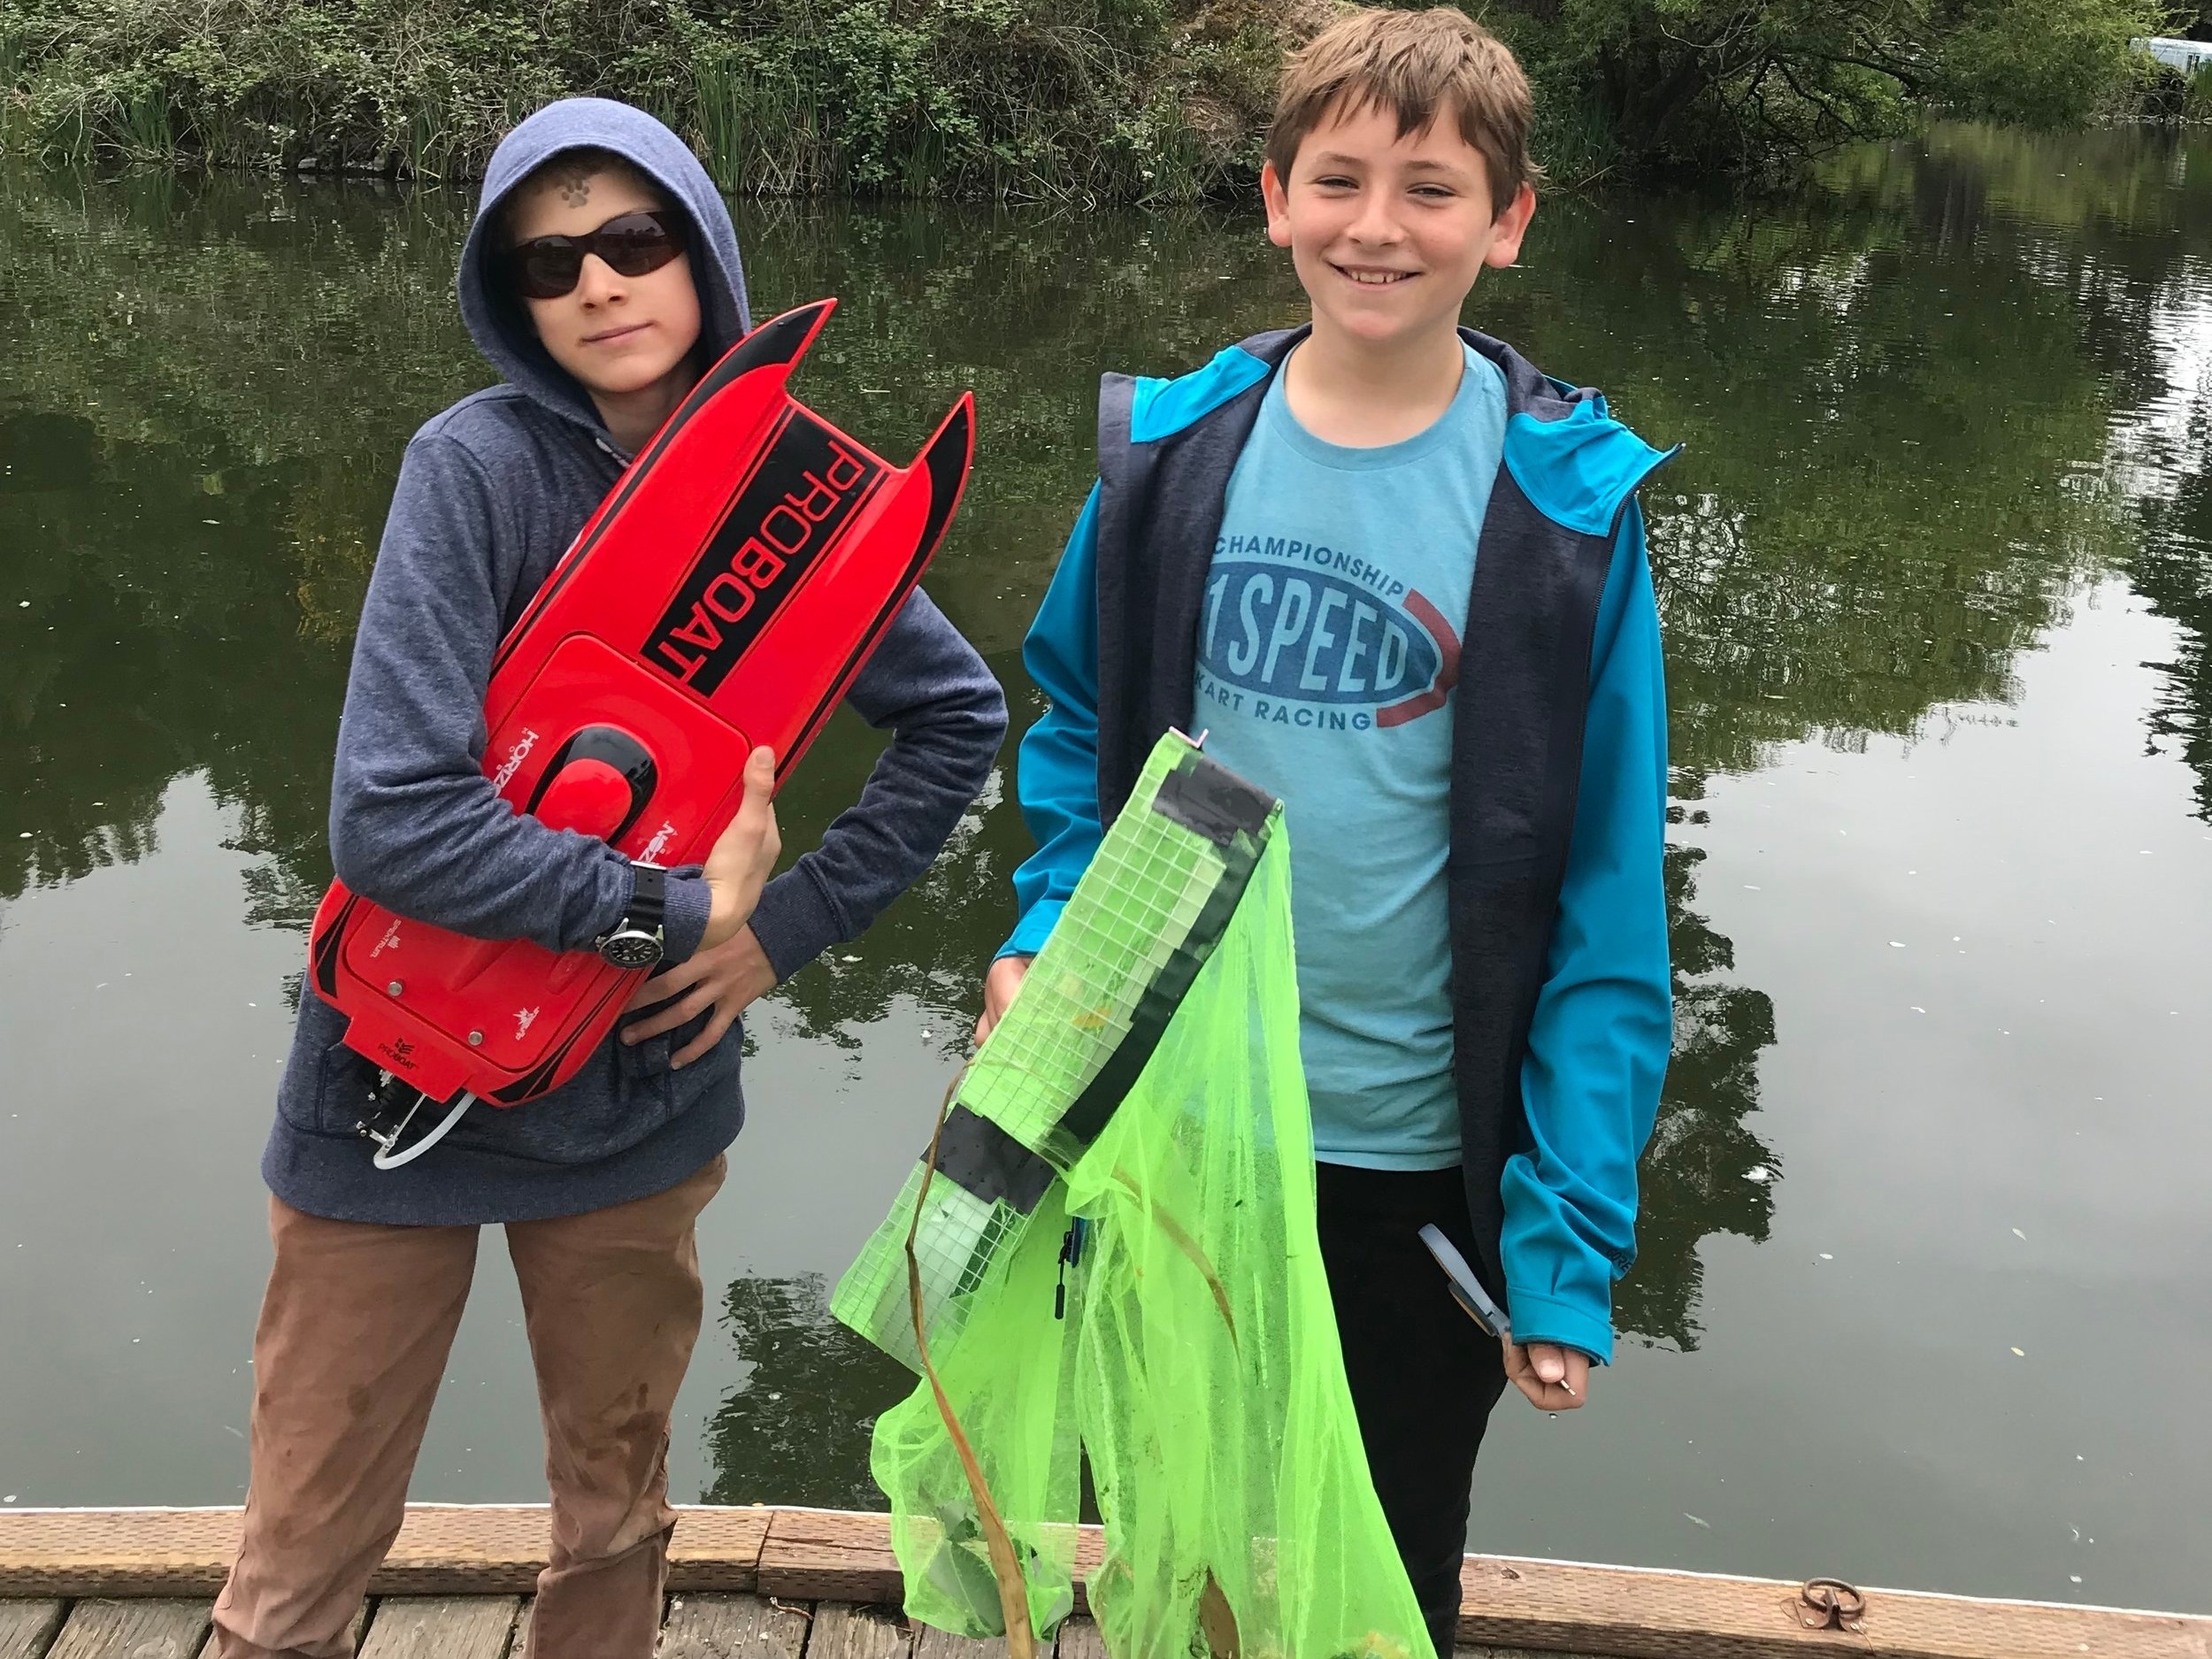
{"left": 1263, "top": 97, "right": 1535, "bottom": 357}
{"left": 504, "top": 165, "right": 702, "bottom": 413}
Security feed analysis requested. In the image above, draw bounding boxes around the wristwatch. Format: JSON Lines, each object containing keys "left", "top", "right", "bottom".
{"left": 595, "top": 863, "right": 668, "bottom": 970}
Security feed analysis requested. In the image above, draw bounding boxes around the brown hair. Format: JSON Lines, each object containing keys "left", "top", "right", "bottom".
{"left": 1264, "top": 6, "right": 1539, "bottom": 218}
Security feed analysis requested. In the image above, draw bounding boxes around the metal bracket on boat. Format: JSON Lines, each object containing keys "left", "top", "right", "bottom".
{"left": 355, "top": 1071, "right": 476, "bottom": 1171}
{"left": 1795, "top": 1577, "right": 1867, "bottom": 1632}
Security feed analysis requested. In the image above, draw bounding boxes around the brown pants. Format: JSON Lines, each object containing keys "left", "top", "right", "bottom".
{"left": 211, "top": 1156, "right": 726, "bottom": 1659}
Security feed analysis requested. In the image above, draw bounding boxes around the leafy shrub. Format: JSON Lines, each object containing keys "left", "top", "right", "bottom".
{"left": 1490, "top": 0, "right": 2175, "bottom": 181}
{"left": 0, "top": 0, "right": 2187, "bottom": 193}
{"left": 0, "top": 0, "right": 1301, "bottom": 200}
{"left": 1931, "top": 0, "right": 2171, "bottom": 127}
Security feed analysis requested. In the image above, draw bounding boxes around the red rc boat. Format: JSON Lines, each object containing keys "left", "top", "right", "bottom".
{"left": 307, "top": 299, "right": 974, "bottom": 1165}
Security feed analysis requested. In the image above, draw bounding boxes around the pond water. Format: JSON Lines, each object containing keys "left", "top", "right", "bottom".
{"left": 2, "top": 122, "right": 2208, "bottom": 1615}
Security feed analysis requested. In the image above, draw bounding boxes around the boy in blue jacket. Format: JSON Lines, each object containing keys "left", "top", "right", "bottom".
{"left": 213, "top": 101, "right": 1006, "bottom": 1658}
{"left": 975, "top": 11, "right": 1671, "bottom": 1647}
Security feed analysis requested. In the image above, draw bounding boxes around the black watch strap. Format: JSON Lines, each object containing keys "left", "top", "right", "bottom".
{"left": 626, "top": 863, "right": 667, "bottom": 930}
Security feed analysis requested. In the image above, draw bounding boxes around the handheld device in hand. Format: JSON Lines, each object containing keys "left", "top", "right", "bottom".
{"left": 1418, "top": 1222, "right": 1512, "bottom": 1343}
{"left": 307, "top": 299, "right": 974, "bottom": 1164}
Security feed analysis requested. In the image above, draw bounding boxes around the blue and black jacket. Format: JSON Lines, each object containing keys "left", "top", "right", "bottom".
{"left": 1001, "top": 325, "right": 1673, "bottom": 1362}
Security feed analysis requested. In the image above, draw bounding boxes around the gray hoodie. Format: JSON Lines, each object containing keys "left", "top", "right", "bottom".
{"left": 264, "top": 99, "right": 1008, "bottom": 1225}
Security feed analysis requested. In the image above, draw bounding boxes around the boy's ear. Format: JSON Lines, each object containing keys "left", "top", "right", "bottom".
{"left": 1484, "top": 181, "right": 1537, "bottom": 270}
{"left": 1260, "top": 160, "right": 1294, "bottom": 250}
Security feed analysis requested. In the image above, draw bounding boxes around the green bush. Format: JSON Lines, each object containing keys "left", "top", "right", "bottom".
{"left": 1931, "top": 0, "right": 2170, "bottom": 127}
{"left": 0, "top": 0, "right": 1294, "bottom": 200}
{"left": 0, "top": 0, "right": 2189, "bottom": 193}
{"left": 1490, "top": 0, "right": 2174, "bottom": 182}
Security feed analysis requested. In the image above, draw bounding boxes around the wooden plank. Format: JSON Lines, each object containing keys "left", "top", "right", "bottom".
{"left": 909, "top": 1627, "right": 1005, "bottom": 1659}
{"left": 755, "top": 1514, "right": 1099, "bottom": 1612}
{"left": 668, "top": 1509, "right": 773, "bottom": 1594}
{"left": 807, "top": 1604, "right": 910, "bottom": 1659}
{"left": 1456, "top": 1555, "right": 2212, "bottom": 1659}
{"left": 0, "top": 1513, "right": 242, "bottom": 1598}
{"left": 354, "top": 1596, "right": 518, "bottom": 1659}
{"left": 658, "top": 1593, "right": 808, "bottom": 1658}
{"left": 757, "top": 1513, "right": 902, "bottom": 1602}
{"left": 0, "top": 1506, "right": 766, "bottom": 1599}
{"left": 376, "top": 1505, "right": 765, "bottom": 1596}
{"left": 0, "top": 1602, "right": 68, "bottom": 1659}
{"left": 43, "top": 1601, "right": 209, "bottom": 1659}
{"left": 1070, "top": 1533, "right": 1104, "bottom": 1616}
{"left": 373, "top": 1511, "right": 546, "bottom": 1598}
{"left": 2, "top": 1510, "right": 2207, "bottom": 1659}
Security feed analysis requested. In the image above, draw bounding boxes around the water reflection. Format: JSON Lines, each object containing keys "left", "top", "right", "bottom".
{"left": 1620, "top": 835, "right": 1778, "bottom": 1351}
{"left": 702, "top": 1273, "right": 912, "bottom": 1510}
{"left": 1814, "top": 121, "right": 2212, "bottom": 821}
{"left": 2, "top": 124, "right": 2208, "bottom": 1596}
{"left": 0, "top": 405, "right": 349, "bottom": 912}
{"left": 2135, "top": 492, "right": 2212, "bottom": 823}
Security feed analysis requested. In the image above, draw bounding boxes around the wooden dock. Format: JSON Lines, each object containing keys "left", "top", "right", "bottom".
{"left": 1, "top": 1504, "right": 2205, "bottom": 1659}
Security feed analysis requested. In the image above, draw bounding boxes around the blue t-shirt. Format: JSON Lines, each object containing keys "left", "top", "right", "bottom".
{"left": 1194, "top": 343, "right": 1508, "bottom": 1170}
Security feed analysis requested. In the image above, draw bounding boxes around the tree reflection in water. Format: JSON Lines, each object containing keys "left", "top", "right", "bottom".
{"left": 702, "top": 1273, "right": 913, "bottom": 1510}
{"left": 695, "top": 826, "right": 1781, "bottom": 1509}
{"left": 4, "top": 122, "right": 2207, "bottom": 1501}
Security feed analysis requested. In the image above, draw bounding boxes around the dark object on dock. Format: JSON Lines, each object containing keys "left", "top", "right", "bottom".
{"left": 2, "top": 1504, "right": 2208, "bottom": 1659}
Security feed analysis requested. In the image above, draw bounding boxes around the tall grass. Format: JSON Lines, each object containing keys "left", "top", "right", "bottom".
{"left": 4, "top": 0, "right": 2181, "bottom": 194}
{"left": 1, "top": 0, "right": 1293, "bottom": 200}
{"left": 693, "top": 50, "right": 833, "bottom": 198}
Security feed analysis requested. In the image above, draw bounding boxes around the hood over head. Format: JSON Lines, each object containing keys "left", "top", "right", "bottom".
{"left": 458, "top": 98, "right": 753, "bottom": 436}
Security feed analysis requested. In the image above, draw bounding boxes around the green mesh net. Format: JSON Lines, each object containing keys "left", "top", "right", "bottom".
{"left": 858, "top": 1176, "right": 1088, "bottom": 1637}
{"left": 832, "top": 733, "right": 1279, "bottom": 1372}
{"left": 832, "top": 733, "right": 1434, "bottom": 1659}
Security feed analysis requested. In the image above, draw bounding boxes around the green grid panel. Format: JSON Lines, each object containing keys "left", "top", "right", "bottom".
{"left": 834, "top": 734, "right": 1277, "bottom": 1374}
{"left": 957, "top": 752, "right": 1225, "bottom": 1154}
{"left": 829, "top": 1156, "right": 1025, "bottom": 1372}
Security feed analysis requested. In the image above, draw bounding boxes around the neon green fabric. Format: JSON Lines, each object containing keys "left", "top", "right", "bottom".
{"left": 864, "top": 1180, "right": 1086, "bottom": 1637}
{"left": 841, "top": 733, "right": 1432, "bottom": 1657}
{"left": 832, "top": 736, "right": 1268, "bottom": 1377}
{"left": 858, "top": 1186, "right": 1084, "bottom": 1637}
{"left": 1063, "top": 835, "right": 1431, "bottom": 1659}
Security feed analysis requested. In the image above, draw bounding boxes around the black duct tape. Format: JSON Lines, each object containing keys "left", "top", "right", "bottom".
{"left": 1053, "top": 753, "right": 1279, "bottom": 1150}
{"left": 931, "top": 1102, "right": 1058, "bottom": 1214}
{"left": 1153, "top": 751, "right": 1275, "bottom": 847}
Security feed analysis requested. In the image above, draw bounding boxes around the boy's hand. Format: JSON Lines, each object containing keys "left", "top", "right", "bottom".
{"left": 1503, "top": 1340, "right": 1590, "bottom": 1412}
{"left": 622, "top": 926, "right": 776, "bottom": 1069}
{"left": 974, "top": 955, "right": 1031, "bottom": 1044}
{"left": 702, "top": 747, "right": 780, "bottom": 951}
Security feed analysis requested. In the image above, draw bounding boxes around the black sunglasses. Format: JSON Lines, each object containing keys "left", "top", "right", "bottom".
{"left": 507, "top": 210, "right": 687, "bottom": 300}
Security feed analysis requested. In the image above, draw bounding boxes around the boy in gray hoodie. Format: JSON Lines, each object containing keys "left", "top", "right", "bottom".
{"left": 211, "top": 101, "right": 1008, "bottom": 1659}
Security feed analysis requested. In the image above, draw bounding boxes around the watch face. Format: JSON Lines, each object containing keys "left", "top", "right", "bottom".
{"left": 599, "top": 929, "right": 664, "bottom": 971}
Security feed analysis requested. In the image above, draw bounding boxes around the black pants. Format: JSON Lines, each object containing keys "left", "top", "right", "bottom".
{"left": 1317, "top": 1161, "right": 1509, "bottom": 1657}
